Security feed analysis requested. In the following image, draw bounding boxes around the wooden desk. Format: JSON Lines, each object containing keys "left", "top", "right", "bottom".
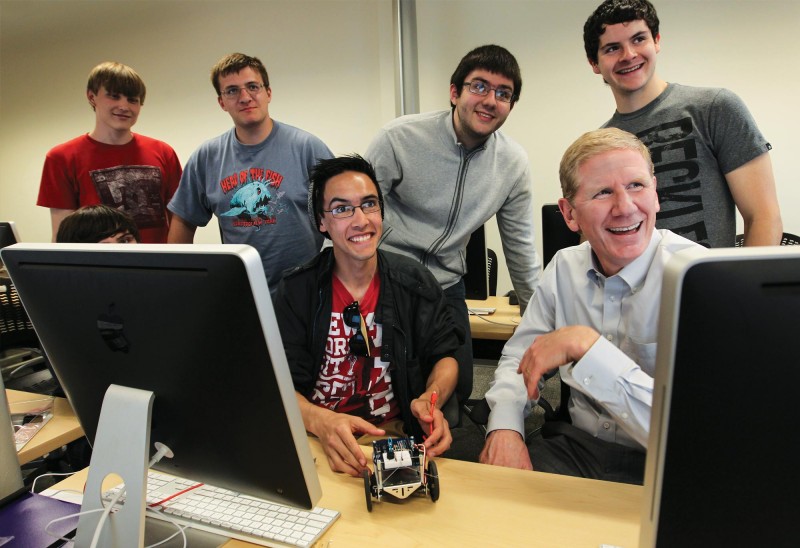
{"left": 53, "top": 439, "right": 642, "bottom": 547}
{"left": 6, "top": 389, "right": 83, "bottom": 465}
{"left": 467, "top": 295, "right": 521, "bottom": 341}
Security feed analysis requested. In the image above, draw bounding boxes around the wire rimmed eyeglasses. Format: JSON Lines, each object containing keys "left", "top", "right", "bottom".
{"left": 323, "top": 200, "right": 381, "bottom": 219}
{"left": 220, "top": 82, "right": 266, "bottom": 99}
{"left": 462, "top": 80, "right": 516, "bottom": 103}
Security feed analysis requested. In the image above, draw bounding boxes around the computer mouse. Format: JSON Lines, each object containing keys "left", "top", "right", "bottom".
{"left": 507, "top": 290, "right": 519, "bottom": 306}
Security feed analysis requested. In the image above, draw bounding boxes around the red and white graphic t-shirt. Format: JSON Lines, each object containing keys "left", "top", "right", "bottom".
{"left": 311, "top": 273, "right": 399, "bottom": 425}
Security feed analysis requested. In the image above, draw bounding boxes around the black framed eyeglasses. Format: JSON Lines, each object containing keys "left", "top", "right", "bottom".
{"left": 323, "top": 200, "right": 381, "bottom": 219}
{"left": 463, "top": 80, "right": 516, "bottom": 103}
{"left": 343, "top": 301, "right": 373, "bottom": 357}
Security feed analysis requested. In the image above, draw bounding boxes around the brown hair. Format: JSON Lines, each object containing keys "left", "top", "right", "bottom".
{"left": 210, "top": 53, "right": 270, "bottom": 96}
{"left": 87, "top": 61, "right": 146, "bottom": 105}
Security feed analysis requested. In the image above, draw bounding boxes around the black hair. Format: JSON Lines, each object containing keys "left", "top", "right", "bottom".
{"left": 584, "top": 0, "right": 660, "bottom": 64}
{"left": 449, "top": 44, "right": 522, "bottom": 108}
{"left": 56, "top": 204, "right": 140, "bottom": 243}
{"left": 308, "top": 154, "right": 384, "bottom": 240}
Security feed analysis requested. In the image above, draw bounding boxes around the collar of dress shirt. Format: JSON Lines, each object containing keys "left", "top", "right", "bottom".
{"left": 587, "top": 229, "right": 663, "bottom": 292}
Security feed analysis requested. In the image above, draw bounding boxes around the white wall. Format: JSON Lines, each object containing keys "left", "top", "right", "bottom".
{"left": 415, "top": 0, "right": 800, "bottom": 294}
{"left": 2, "top": 0, "right": 797, "bottom": 295}
{"left": 0, "top": 0, "right": 396, "bottom": 242}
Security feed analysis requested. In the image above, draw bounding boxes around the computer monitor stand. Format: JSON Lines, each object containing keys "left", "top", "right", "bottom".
{"left": 75, "top": 384, "right": 153, "bottom": 547}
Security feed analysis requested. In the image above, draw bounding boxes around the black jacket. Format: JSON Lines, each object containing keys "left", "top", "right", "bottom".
{"left": 275, "top": 248, "right": 462, "bottom": 440}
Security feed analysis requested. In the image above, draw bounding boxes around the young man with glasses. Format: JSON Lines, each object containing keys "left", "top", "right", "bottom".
{"left": 365, "top": 44, "right": 542, "bottom": 407}
{"left": 584, "top": 0, "right": 782, "bottom": 247}
{"left": 275, "top": 155, "right": 461, "bottom": 477}
{"left": 167, "top": 52, "right": 332, "bottom": 295}
{"left": 37, "top": 61, "right": 182, "bottom": 243}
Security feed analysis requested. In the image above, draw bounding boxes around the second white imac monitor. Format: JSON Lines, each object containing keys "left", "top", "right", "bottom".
{"left": 642, "top": 246, "right": 800, "bottom": 547}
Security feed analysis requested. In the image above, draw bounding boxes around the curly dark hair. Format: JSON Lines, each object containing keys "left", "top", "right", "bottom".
{"left": 584, "top": 0, "right": 660, "bottom": 64}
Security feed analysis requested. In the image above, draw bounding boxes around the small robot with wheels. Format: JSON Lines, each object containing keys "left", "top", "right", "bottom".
{"left": 363, "top": 437, "right": 439, "bottom": 512}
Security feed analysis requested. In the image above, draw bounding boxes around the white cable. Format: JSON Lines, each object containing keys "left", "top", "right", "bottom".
{"left": 44, "top": 507, "right": 104, "bottom": 542}
{"left": 31, "top": 470, "right": 76, "bottom": 494}
{"left": 44, "top": 506, "right": 188, "bottom": 547}
{"left": 48, "top": 442, "right": 177, "bottom": 546}
{"left": 90, "top": 486, "right": 124, "bottom": 548}
{"left": 145, "top": 507, "right": 188, "bottom": 548}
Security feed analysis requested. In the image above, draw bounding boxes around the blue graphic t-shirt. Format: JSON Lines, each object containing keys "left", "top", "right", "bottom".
{"left": 168, "top": 121, "right": 333, "bottom": 294}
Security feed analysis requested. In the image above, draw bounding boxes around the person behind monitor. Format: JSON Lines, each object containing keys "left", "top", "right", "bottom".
{"left": 479, "top": 128, "right": 702, "bottom": 484}
{"left": 56, "top": 204, "right": 139, "bottom": 244}
{"left": 584, "top": 0, "right": 782, "bottom": 247}
{"left": 275, "top": 155, "right": 461, "bottom": 477}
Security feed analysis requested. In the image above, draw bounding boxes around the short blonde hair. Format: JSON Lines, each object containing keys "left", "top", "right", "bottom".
{"left": 559, "top": 128, "right": 653, "bottom": 203}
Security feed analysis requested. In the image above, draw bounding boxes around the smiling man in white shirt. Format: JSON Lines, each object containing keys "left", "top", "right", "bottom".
{"left": 480, "top": 128, "right": 701, "bottom": 484}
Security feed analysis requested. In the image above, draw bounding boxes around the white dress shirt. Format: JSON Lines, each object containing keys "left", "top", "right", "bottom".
{"left": 485, "top": 229, "right": 699, "bottom": 449}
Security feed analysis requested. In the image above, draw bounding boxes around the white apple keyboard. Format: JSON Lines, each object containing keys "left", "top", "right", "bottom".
{"left": 103, "top": 469, "right": 339, "bottom": 547}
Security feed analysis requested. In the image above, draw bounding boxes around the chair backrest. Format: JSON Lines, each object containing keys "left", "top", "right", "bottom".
{"left": 0, "top": 222, "right": 20, "bottom": 253}
{"left": 463, "top": 225, "right": 489, "bottom": 300}
{"left": 735, "top": 232, "right": 800, "bottom": 247}
{"left": 487, "top": 248, "right": 498, "bottom": 296}
{"left": 0, "top": 277, "right": 38, "bottom": 351}
{"left": 541, "top": 204, "right": 580, "bottom": 267}
{"left": 781, "top": 232, "right": 800, "bottom": 245}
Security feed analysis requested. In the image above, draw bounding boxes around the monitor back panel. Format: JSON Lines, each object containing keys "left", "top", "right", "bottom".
{"left": 1, "top": 244, "right": 320, "bottom": 508}
{"left": 643, "top": 247, "right": 800, "bottom": 548}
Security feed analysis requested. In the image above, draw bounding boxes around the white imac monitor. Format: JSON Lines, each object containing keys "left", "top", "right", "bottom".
{"left": 641, "top": 246, "right": 800, "bottom": 548}
{"left": 1, "top": 244, "right": 321, "bottom": 510}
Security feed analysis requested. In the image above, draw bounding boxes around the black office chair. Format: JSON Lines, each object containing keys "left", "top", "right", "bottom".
{"left": 486, "top": 248, "right": 498, "bottom": 296}
{"left": 0, "top": 276, "right": 59, "bottom": 396}
{"left": 734, "top": 232, "right": 800, "bottom": 247}
{"left": 465, "top": 205, "right": 579, "bottom": 433}
{"left": 1, "top": 226, "right": 60, "bottom": 396}
{"left": 541, "top": 204, "right": 580, "bottom": 267}
{"left": 466, "top": 369, "right": 569, "bottom": 435}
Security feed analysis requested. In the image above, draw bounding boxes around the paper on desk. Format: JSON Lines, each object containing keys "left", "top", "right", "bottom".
{"left": 41, "top": 487, "right": 84, "bottom": 505}
{"left": 10, "top": 396, "right": 54, "bottom": 452}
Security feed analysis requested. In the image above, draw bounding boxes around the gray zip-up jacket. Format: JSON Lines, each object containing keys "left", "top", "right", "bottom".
{"left": 365, "top": 110, "right": 541, "bottom": 305}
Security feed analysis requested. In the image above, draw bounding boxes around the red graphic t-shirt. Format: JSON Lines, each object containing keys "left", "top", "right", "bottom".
{"left": 311, "top": 273, "right": 399, "bottom": 425}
